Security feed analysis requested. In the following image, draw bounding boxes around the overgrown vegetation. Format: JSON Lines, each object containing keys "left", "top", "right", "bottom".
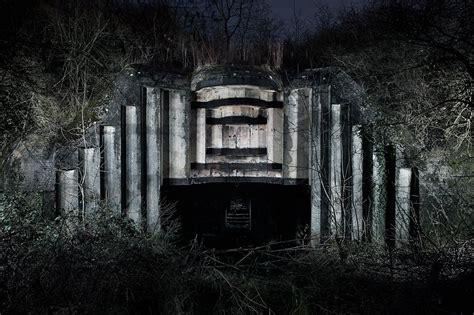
{"left": 1, "top": 0, "right": 473, "bottom": 313}
{"left": 1, "top": 194, "right": 473, "bottom": 314}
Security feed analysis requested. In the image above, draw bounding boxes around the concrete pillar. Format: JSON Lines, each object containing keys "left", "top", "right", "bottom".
{"left": 312, "top": 85, "right": 331, "bottom": 241}
{"left": 409, "top": 167, "right": 420, "bottom": 242}
{"left": 285, "top": 89, "right": 310, "bottom": 179}
{"left": 285, "top": 90, "right": 300, "bottom": 179}
{"left": 309, "top": 89, "right": 321, "bottom": 244}
{"left": 101, "top": 125, "right": 121, "bottom": 215}
{"left": 396, "top": 168, "right": 412, "bottom": 246}
{"left": 56, "top": 169, "right": 79, "bottom": 227}
{"left": 384, "top": 145, "right": 397, "bottom": 248}
{"left": 341, "top": 104, "right": 352, "bottom": 240}
{"left": 361, "top": 128, "right": 374, "bottom": 241}
{"left": 372, "top": 148, "right": 386, "bottom": 243}
{"left": 122, "top": 105, "right": 142, "bottom": 227}
{"left": 78, "top": 147, "right": 100, "bottom": 219}
{"left": 169, "top": 90, "right": 189, "bottom": 179}
{"left": 145, "top": 87, "right": 161, "bottom": 233}
{"left": 330, "top": 104, "right": 343, "bottom": 237}
{"left": 352, "top": 125, "right": 363, "bottom": 240}
{"left": 196, "top": 108, "right": 206, "bottom": 164}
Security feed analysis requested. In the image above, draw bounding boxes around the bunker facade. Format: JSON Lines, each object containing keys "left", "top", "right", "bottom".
{"left": 55, "top": 66, "right": 420, "bottom": 247}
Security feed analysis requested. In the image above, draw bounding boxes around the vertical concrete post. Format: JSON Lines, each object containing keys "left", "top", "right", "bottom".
{"left": 196, "top": 107, "right": 206, "bottom": 164}
{"left": 56, "top": 169, "right": 79, "bottom": 228}
{"left": 330, "top": 104, "right": 343, "bottom": 237}
{"left": 285, "top": 88, "right": 310, "bottom": 179}
{"left": 169, "top": 90, "right": 189, "bottom": 179}
{"left": 361, "top": 128, "right": 374, "bottom": 241}
{"left": 396, "top": 168, "right": 412, "bottom": 246}
{"left": 78, "top": 147, "right": 100, "bottom": 219}
{"left": 285, "top": 89, "right": 300, "bottom": 179}
{"left": 371, "top": 144, "right": 386, "bottom": 243}
{"left": 318, "top": 85, "right": 331, "bottom": 240}
{"left": 122, "top": 105, "right": 142, "bottom": 227}
{"left": 145, "top": 87, "right": 161, "bottom": 233}
{"left": 384, "top": 145, "right": 397, "bottom": 248}
{"left": 341, "top": 104, "right": 352, "bottom": 239}
{"left": 309, "top": 88, "right": 322, "bottom": 244}
{"left": 409, "top": 167, "right": 420, "bottom": 242}
{"left": 299, "top": 89, "right": 311, "bottom": 179}
{"left": 352, "top": 125, "right": 363, "bottom": 240}
{"left": 101, "top": 125, "right": 121, "bottom": 214}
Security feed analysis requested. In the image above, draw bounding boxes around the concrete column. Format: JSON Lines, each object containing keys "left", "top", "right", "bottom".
{"left": 78, "top": 147, "right": 100, "bottom": 219}
{"left": 145, "top": 87, "right": 161, "bottom": 233}
{"left": 314, "top": 85, "right": 331, "bottom": 240}
{"left": 396, "top": 168, "right": 412, "bottom": 246}
{"left": 57, "top": 169, "right": 79, "bottom": 227}
{"left": 409, "top": 167, "right": 420, "bottom": 242}
{"left": 341, "top": 104, "right": 352, "bottom": 240}
{"left": 122, "top": 106, "right": 142, "bottom": 227}
{"left": 101, "top": 125, "right": 121, "bottom": 215}
{"left": 361, "top": 128, "right": 374, "bottom": 241}
{"left": 196, "top": 108, "right": 206, "bottom": 163}
{"left": 352, "top": 125, "right": 363, "bottom": 240}
{"left": 284, "top": 89, "right": 310, "bottom": 179}
{"left": 384, "top": 145, "right": 397, "bottom": 248}
{"left": 169, "top": 90, "right": 189, "bottom": 179}
{"left": 330, "top": 104, "right": 343, "bottom": 237}
{"left": 285, "top": 90, "right": 299, "bottom": 179}
{"left": 372, "top": 148, "right": 386, "bottom": 243}
{"left": 309, "top": 88, "right": 322, "bottom": 244}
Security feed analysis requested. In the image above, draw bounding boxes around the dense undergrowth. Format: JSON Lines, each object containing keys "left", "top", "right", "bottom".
{"left": 1, "top": 193, "right": 472, "bottom": 314}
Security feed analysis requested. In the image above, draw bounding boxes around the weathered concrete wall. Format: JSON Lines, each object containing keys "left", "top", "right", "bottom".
{"left": 11, "top": 65, "right": 421, "bottom": 247}
{"left": 2, "top": 134, "right": 56, "bottom": 192}
{"left": 190, "top": 72, "right": 284, "bottom": 182}
{"left": 56, "top": 169, "right": 79, "bottom": 230}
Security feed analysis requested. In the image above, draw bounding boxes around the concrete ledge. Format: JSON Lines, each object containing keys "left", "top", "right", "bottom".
{"left": 192, "top": 98, "right": 283, "bottom": 109}
{"left": 191, "top": 163, "right": 283, "bottom": 171}
{"left": 164, "top": 177, "right": 309, "bottom": 185}
{"left": 206, "top": 116, "right": 267, "bottom": 125}
{"left": 191, "top": 66, "right": 282, "bottom": 91}
{"left": 206, "top": 148, "right": 267, "bottom": 156}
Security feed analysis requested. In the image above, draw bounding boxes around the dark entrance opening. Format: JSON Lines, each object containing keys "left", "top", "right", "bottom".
{"left": 162, "top": 183, "right": 310, "bottom": 248}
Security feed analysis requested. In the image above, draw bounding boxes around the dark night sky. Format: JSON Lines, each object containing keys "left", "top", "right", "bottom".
{"left": 269, "top": 0, "right": 367, "bottom": 21}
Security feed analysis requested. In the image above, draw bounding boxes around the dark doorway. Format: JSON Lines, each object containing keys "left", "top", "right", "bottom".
{"left": 162, "top": 183, "right": 310, "bottom": 248}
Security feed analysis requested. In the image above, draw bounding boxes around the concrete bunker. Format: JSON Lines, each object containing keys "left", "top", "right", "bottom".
{"left": 52, "top": 65, "right": 420, "bottom": 247}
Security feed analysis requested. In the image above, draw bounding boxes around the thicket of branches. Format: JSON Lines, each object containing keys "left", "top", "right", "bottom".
{"left": 285, "top": 0, "right": 473, "bottom": 249}
{"left": 0, "top": 0, "right": 284, "bottom": 157}
{"left": 1, "top": 193, "right": 473, "bottom": 313}
{"left": 0, "top": 0, "right": 473, "bottom": 312}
